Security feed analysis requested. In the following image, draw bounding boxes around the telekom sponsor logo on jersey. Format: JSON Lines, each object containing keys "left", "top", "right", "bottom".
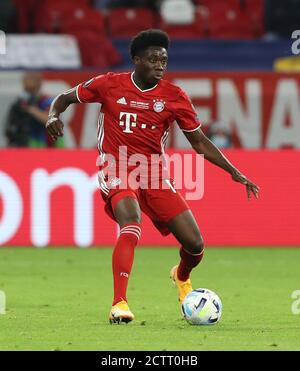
{"left": 96, "top": 146, "right": 204, "bottom": 201}
{"left": 119, "top": 112, "right": 157, "bottom": 132}
{"left": 119, "top": 112, "right": 137, "bottom": 133}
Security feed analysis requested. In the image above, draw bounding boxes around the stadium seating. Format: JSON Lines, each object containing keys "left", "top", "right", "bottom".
{"left": 193, "top": 0, "right": 264, "bottom": 39}
{"left": 12, "top": 0, "right": 265, "bottom": 40}
{"left": 13, "top": 0, "right": 43, "bottom": 33}
{"left": 69, "top": 30, "right": 122, "bottom": 68}
{"left": 107, "top": 8, "right": 156, "bottom": 38}
{"left": 60, "top": 8, "right": 106, "bottom": 36}
{"left": 244, "top": 0, "right": 264, "bottom": 38}
{"left": 29, "top": 0, "right": 113, "bottom": 67}
{"left": 34, "top": 0, "right": 78, "bottom": 33}
{"left": 206, "top": 1, "right": 255, "bottom": 39}
{"left": 34, "top": 0, "right": 101, "bottom": 34}
{"left": 159, "top": 7, "right": 207, "bottom": 39}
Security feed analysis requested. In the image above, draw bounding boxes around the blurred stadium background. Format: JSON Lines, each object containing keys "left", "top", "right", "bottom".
{"left": 1, "top": 0, "right": 299, "bottom": 248}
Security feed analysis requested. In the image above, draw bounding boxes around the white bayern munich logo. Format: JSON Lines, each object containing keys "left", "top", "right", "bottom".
{"left": 153, "top": 100, "right": 165, "bottom": 113}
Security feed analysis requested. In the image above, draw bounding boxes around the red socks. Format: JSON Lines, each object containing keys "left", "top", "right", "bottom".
{"left": 177, "top": 247, "right": 204, "bottom": 281}
{"left": 112, "top": 222, "right": 141, "bottom": 305}
{"left": 112, "top": 225, "right": 202, "bottom": 304}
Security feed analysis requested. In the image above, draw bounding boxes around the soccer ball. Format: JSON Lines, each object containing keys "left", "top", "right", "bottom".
{"left": 181, "top": 288, "right": 222, "bottom": 325}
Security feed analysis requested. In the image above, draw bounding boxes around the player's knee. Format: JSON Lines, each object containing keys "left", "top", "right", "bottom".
{"left": 120, "top": 211, "right": 141, "bottom": 226}
{"left": 185, "top": 235, "right": 204, "bottom": 255}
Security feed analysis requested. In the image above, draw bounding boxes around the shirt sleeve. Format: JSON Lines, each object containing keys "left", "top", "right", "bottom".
{"left": 76, "top": 74, "right": 108, "bottom": 103}
{"left": 174, "top": 90, "right": 202, "bottom": 132}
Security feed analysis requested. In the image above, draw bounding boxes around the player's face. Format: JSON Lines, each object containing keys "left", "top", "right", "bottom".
{"left": 135, "top": 46, "right": 168, "bottom": 85}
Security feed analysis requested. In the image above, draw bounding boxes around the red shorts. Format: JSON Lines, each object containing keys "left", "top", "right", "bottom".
{"left": 100, "top": 183, "right": 190, "bottom": 236}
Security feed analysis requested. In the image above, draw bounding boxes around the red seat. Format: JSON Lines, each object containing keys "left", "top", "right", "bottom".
{"left": 60, "top": 9, "right": 105, "bottom": 36}
{"left": 108, "top": 8, "right": 156, "bottom": 38}
{"left": 34, "top": 0, "right": 97, "bottom": 34}
{"left": 13, "top": 0, "right": 43, "bottom": 32}
{"left": 207, "top": 1, "right": 254, "bottom": 39}
{"left": 34, "top": 1, "right": 78, "bottom": 33}
{"left": 159, "top": 7, "right": 207, "bottom": 39}
{"left": 243, "top": 0, "right": 264, "bottom": 37}
{"left": 70, "top": 31, "right": 122, "bottom": 68}
{"left": 196, "top": 0, "right": 264, "bottom": 39}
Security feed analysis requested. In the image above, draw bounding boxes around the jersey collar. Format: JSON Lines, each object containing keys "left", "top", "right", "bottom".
{"left": 130, "top": 72, "right": 158, "bottom": 93}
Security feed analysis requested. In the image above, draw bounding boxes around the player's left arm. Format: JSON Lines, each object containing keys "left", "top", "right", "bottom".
{"left": 184, "top": 128, "right": 260, "bottom": 200}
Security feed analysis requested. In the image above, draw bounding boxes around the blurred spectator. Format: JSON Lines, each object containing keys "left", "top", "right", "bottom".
{"left": 4, "top": 71, "right": 63, "bottom": 148}
{"left": 93, "top": 0, "right": 112, "bottom": 9}
{"left": 0, "top": 0, "right": 16, "bottom": 32}
{"left": 265, "top": 0, "right": 300, "bottom": 38}
{"left": 207, "top": 121, "right": 232, "bottom": 148}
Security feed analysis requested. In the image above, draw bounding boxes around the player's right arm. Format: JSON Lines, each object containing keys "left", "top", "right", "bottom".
{"left": 46, "top": 87, "right": 79, "bottom": 141}
{"left": 46, "top": 74, "right": 107, "bottom": 141}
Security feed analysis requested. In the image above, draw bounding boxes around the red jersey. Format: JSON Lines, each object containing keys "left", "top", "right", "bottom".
{"left": 76, "top": 72, "right": 201, "bottom": 188}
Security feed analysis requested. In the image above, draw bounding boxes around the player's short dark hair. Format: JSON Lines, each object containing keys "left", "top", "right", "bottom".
{"left": 130, "top": 29, "right": 169, "bottom": 59}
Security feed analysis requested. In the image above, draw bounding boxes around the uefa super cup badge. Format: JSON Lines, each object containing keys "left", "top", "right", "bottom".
{"left": 153, "top": 99, "right": 165, "bottom": 113}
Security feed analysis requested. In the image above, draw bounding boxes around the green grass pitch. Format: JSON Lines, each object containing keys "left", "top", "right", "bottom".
{"left": 0, "top": 247, "right": 299, "bottom": 351}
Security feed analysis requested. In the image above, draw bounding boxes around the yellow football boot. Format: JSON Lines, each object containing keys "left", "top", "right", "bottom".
{"left": 170, "top": 265, "right": 193, "bottom": 303}
{"left": 109, "top": 300, "right": 134, "bottom": 324}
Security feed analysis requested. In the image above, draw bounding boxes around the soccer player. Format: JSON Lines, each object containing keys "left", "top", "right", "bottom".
{"left": 46, "top": 30, "right": 259, "bottom": 324}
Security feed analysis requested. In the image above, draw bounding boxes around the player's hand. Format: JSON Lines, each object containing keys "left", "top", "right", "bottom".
{"left": 231, "top": 171, "right": 260, "bottom": 200}
{"left": 46, "top": 115, "right": 64, "bottom": 141}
